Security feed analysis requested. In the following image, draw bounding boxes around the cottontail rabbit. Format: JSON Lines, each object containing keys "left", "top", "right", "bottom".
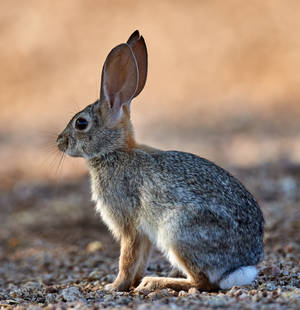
{"left": 57, "top": 30, "right": 264, "bottom": 292}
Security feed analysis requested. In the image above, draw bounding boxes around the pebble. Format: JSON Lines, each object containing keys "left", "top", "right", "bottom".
{"left": 45, "top": 293, "right": 57, "bottom": 304}
{"left": 147, "top": 288, "right": 173, "bottom": 300}
{"left": 86, "top": 241, "right": 103, "bottom": 253}
{"left": 238, "top": 293, "right": 249, "bottom": 301}
{"left": 101, "top": 274, "right": 115, "bottom": 283}
{"left": 178, "top": 290, "right": 188, "bottom": 297}
{"left": 61, "top": 286, "right": 83, "bottom": 302}
{"left": 45, "top": 286, "right": 58, "bottom": 294}
{"left": 188, "top": 287, "right": 200, "bottom": 295}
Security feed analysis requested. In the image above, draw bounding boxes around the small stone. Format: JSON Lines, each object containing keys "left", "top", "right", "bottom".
{"left": 9, "top": 290, "right": 18, "bottom": 298}
{"left": 233, "top": 289, "right": 243, "bottom": 297}
{"left": 86, "top": 241, "right": 103, "bottom": 253}
{"left": 262, "top": 266, "right": 279, "bottom": 277}
{"left": 146, "top": 288, "right": 173, "bottom": 300}
{"left": 284, "top": 243, "right": 296, "bottom": 253}
{"left": 262, "top": 291, "right": 268, "bottom": 297}
{"left": 168, "top": 289, "right": 178, "bottom": 296}
{"left": 45, "top": 286, "right": 58, "bottom": 294}
{"left": 45, "top": 293, "right": 57, "bottom": 304}
{"left": 249, "top": 289, "right": 257, "bottom": 295}
{"left": 272, "top": 290, "right": 279, "bottom": 298}
{"left": 24, "top": 281, "right": 40, "bottom": 291}
{"left": 6, "top": 299, "right": 19, "bottom": 304}
{"left": 147, "top": 291, "right": 159, "bottom": 300}
{"left": 252, "top": 294, "right": 261, "bottom": 302}
{"left": 88, "top": 270, "right": 102, "bottom": 280}
{"left": 102, "top": 274, "right": 115, "bottom": 283}
{"left": 280, "top": 176, "right": 297, "bottom": 198}
{"left": 8, "top": 237, "right": 19, "bottom": 248}
{"left": 188, "top": 287, "right": 200, "bottom": 295}
{"left": 160, "top": 288, "right": 173, "bottom": 296}
{"left": 178, "top": 290, "right": 188, "bottom": 297}
{"left": 61, "top": 286, "right": 82, "bottom": 302}
{"left": 227, "top": 286, "right": 238, "bottom": 296}
{"left": 136, "top": 288, "right": 150, "bottom": 296}
{"left": 103, "top": 294, "right": 114, "bottom": 302}
{"left": 238, "top": 293, "right": 249, "bottom": 301}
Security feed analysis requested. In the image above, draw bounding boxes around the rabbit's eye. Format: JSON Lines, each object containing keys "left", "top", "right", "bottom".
{"left": 75, "top": 117, "right": 88, "bottom": 130}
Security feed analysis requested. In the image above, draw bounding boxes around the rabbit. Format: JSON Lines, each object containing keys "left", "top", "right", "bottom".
{"left": 57, "top": 30, "right": 264, "bottom": 292}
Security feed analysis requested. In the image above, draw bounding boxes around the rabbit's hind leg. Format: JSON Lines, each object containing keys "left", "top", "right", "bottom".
{"left": 134, "top": 272, "right": 215, "bottom": 292}
{"left": 134, "top": 276, "right": 191, "bottom": 292}
{"left": 135, "top": 248, "right": 217, "bottom": 292}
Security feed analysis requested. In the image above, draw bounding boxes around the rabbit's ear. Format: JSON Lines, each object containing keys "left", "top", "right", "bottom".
{"left": 127, "top": 30, "right": 148, "bottom": 99}
{"left": 127, "top": 30, "right": 140, "bottom": 45}
{"left": 100, "top": 43, "right": 138, "bottom": 127}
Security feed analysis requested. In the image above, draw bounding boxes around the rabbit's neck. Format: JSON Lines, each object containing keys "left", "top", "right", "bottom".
{"left": 87, "top": 150, "right": 129, "bottom": 170}
{"left": 86, "top": 150, "right": 135, "bottom": 202}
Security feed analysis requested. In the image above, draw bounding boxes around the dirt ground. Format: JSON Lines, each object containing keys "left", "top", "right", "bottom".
{"left": 0, "top": 163, "right": 299, "bottom": 309}
{"left": 0, "top": 1, "right": 300, "bottom": 309}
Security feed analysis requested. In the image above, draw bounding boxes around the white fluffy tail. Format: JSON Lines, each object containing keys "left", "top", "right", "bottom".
{"left": 219, "top": 266, "right": 258, "bottom": 290}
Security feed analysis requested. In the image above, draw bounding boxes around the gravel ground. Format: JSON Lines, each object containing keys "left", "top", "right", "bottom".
{"left": 0, "top": 161, "right": 299, "bottom": 309}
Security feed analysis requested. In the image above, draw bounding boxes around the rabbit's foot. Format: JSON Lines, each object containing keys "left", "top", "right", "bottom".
{"left": 104, "top": 280, "right": 131, "bottom": 292}
{"left": 135, "top": 277, "right": 192, "bottom": 292}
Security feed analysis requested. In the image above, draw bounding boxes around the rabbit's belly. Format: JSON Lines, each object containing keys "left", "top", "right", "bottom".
{"left": 138, "top": 217, "right": 169, "bottom": 250}
{"left": 138, "top": 218, "right": 180, "bottom": 261}
{"left": 138, "top": 217, "right": 158, "bottom": 243}
{"left": 138, "top": 218, "right": 192, "bottom": 276}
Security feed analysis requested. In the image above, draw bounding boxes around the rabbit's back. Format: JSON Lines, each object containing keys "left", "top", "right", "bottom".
{"left": 137, "top": 150, "right": 264, "bottom": 271}
{"left": 141, "top": 150, "right": 263, "bottom": 224}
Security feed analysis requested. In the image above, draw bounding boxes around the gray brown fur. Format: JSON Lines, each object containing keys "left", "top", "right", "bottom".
{"left": 57, "top": 30, "right": 264, "bottom": 292}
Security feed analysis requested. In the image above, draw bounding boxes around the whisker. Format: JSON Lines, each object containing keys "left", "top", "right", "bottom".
{"left": 40, "top": 142, "right": 60, "bottom": 156}
{"left": 33, "top": 128, "right": 67, "bottom": 181}
{"left": 43, "top": 145, "right": 59, "bottom": 153}
{"left": 55, "top": 152, "right": 65, "bottom": 177}
{"left": 40, "top": 138, "right": 57, "bottom": 148}
{"left": 53, "top": 152, "right": 67, "bottom": 195}
{"left": 39, "top": 130, "right": 58, "bottom": 138}
{"left": 40, "top": 149, "right": 61, "bottom": 173}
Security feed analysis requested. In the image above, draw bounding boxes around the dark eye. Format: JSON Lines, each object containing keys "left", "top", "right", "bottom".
{"left": 75, "top": 117, "right": 88, "bottom": 130}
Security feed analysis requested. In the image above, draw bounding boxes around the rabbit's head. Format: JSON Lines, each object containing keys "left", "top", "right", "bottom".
{"left": 57, "top": 30, "right": 147, "bottom": 159}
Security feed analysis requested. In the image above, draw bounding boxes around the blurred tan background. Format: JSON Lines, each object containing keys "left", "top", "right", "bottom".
{"left": 1, "top": 0, "right": 300, "bottom": 182}
{"left": 1, "top": 3, "right": 300, "bottom": 305}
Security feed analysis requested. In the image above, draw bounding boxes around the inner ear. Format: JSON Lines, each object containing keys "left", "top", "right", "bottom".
{"left": 100, "top": 43, "right": 138, "bottom": 120}
{"left": 127, "top": 31, "right": 148, "bottom": 98}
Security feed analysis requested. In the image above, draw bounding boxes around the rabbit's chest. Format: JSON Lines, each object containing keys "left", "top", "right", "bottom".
{"left": 90, "top": 174, "right": 135, "bottom": 239}
{"left": 95, "top": 198, "right": 122, "bottom": 238}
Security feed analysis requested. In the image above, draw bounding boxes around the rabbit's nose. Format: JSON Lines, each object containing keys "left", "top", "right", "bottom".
{"left": 57, "top": 134, "right": 63, "bottom": 142}
{"left": 57, "top": 134, "right": 69, "bottom": 152}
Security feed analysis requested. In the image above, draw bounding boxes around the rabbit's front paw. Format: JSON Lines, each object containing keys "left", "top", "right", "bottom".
{"left": 104, "top": 280, "right": 131, "bottom": 292}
